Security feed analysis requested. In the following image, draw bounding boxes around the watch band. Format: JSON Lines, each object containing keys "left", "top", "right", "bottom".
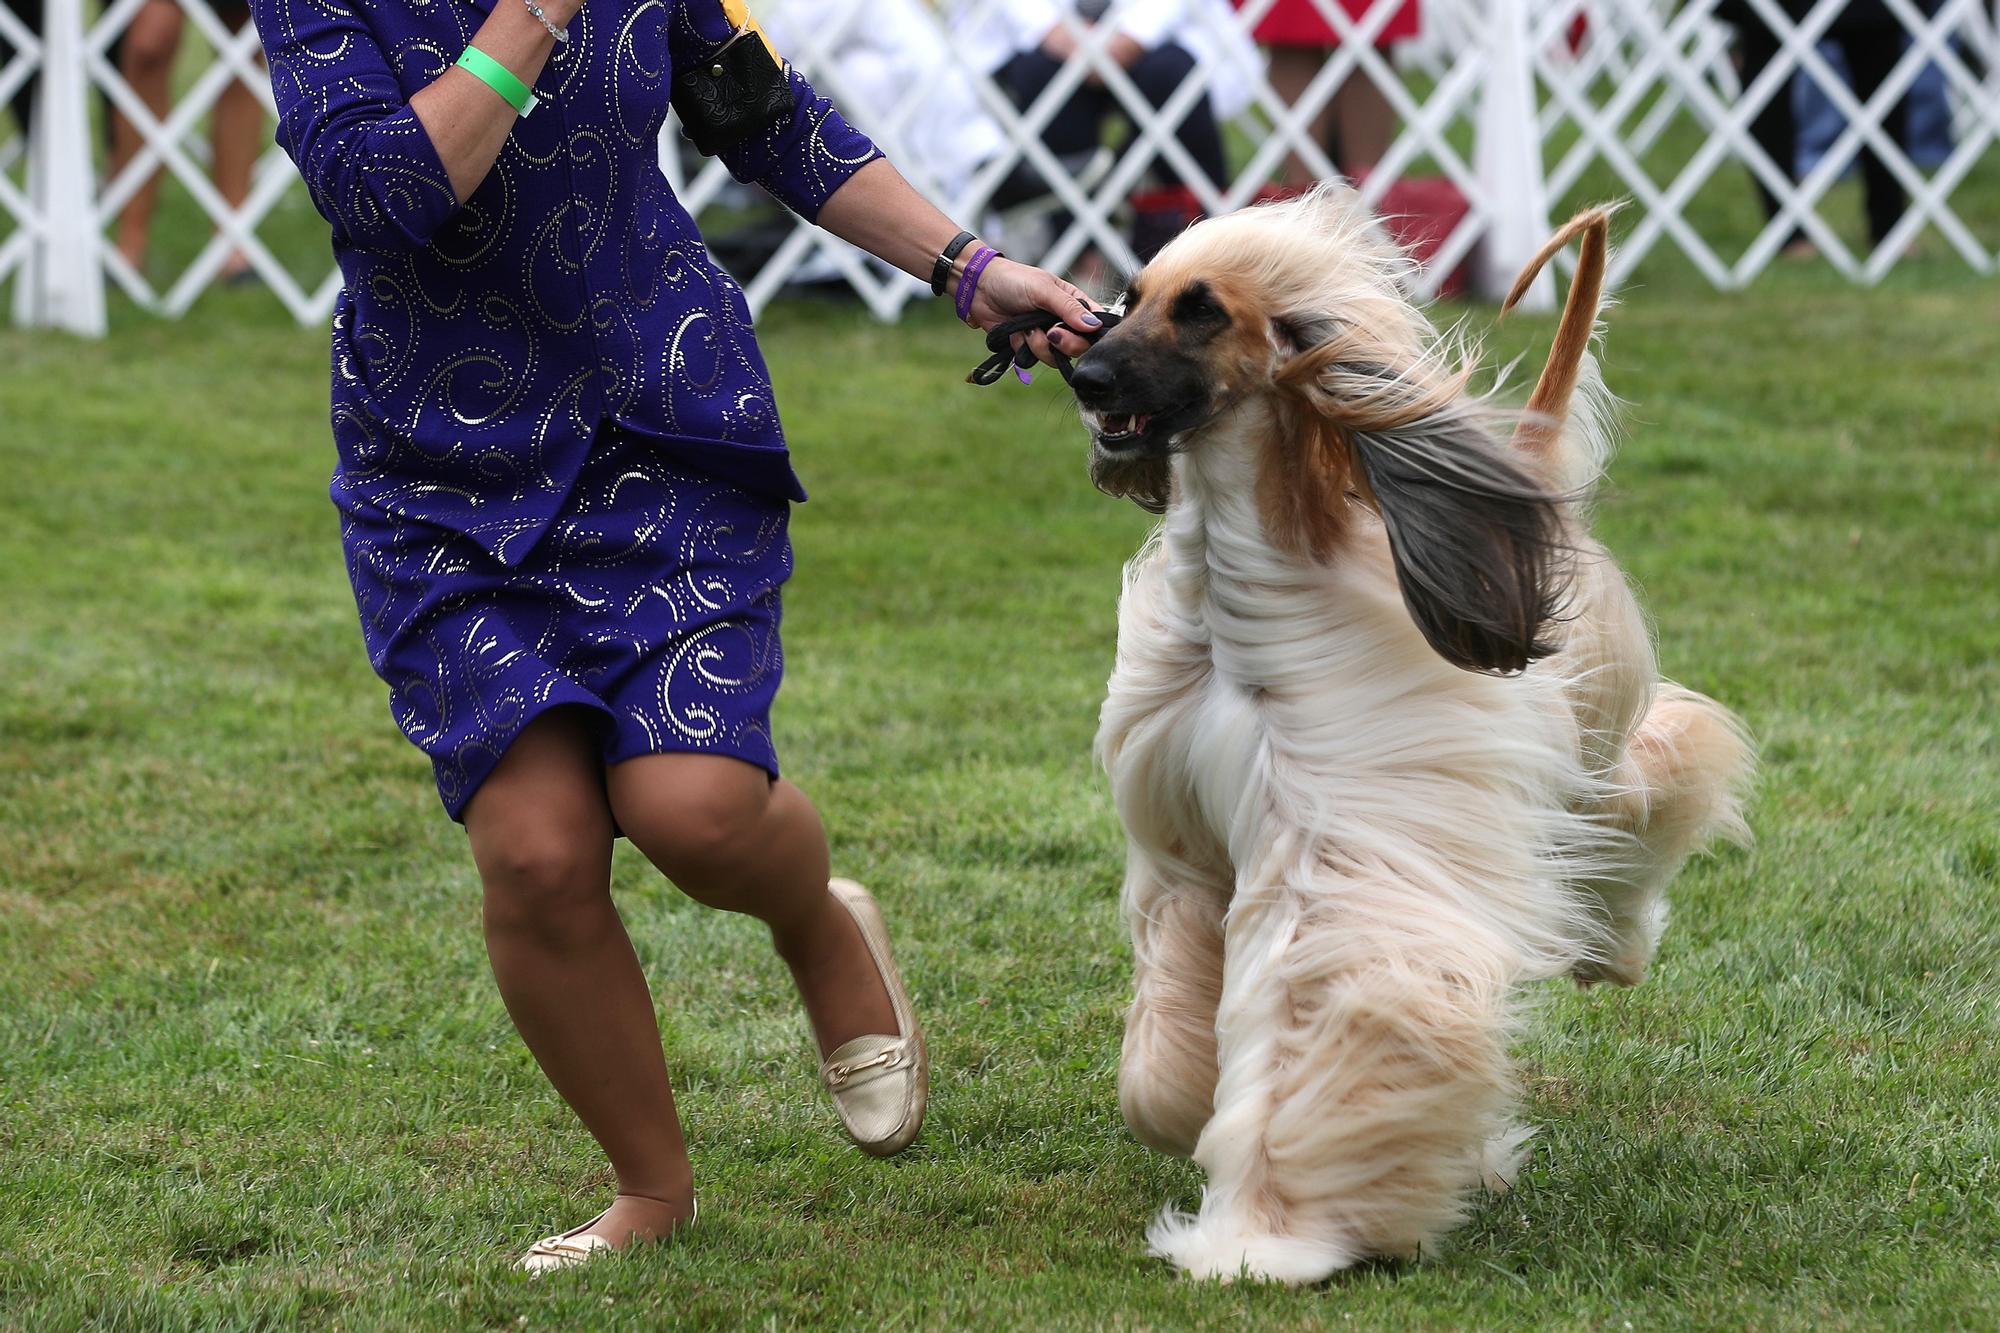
{"left": 929, "top": 231, "right": 978, "bottom": 297}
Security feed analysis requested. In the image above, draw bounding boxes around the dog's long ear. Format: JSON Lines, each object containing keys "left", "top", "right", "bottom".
{"left": 1347, "top": 395, "right": 1569, "bottom": 675}
{"left": 1276, "top": 342, "right": 1569, "bottom": 674}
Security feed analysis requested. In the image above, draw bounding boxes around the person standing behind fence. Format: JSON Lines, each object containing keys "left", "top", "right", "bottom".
{"left": 958, "top": 0, "right": 1258, "bottom": 258}
{"left": 1, "top": 0, "right": 41, "bottom": 141}
{"left": 1242, "top": 0, "right": 1417, "bottom": 182}
{"left": 105, "top": 0, "right": 265, "bottom": 281}
{"left": 1722, "top": 0, "right": 1930, "bottom": 254}
{"left": 247, "top": 0, "right": 1101, "bottom": 1273}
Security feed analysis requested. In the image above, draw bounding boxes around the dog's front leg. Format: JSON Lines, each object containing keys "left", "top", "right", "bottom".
{"left": 1147, "top": 838, "right": 1521, "bottom": 1286}
{"left": 1118, "top": 845, "right": 1229, "bottom": 1156}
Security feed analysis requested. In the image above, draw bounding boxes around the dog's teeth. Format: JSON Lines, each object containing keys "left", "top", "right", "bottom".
{"left": 1133, "top": 414, "right": 1151, "bottom": 434}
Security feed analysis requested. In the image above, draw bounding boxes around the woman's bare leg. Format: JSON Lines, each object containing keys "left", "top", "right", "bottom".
{"left": 1266, "top": 46, "right": 1336, "bottom": 186}
{"left": 210, "top": 14, "right": 264, "bottom": 278}
{"left": 1331, "top": 70, "right": 1396, "bottom": 175}
{"left": 108, "top": 0, "right": 182, "bottom": 272}
{"left": 465, "top": 708, "right": 694, "bottom": 1247}
{"left": 606, "top": 754, "right": 896, "bottom": 1057}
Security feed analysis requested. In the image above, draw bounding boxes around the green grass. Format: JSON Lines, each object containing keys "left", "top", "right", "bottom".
{"left": 2, "top": 253, "right": 1998, "bottom": 1330}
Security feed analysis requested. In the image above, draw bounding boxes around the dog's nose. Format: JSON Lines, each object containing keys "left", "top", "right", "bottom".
{"left": 1069, "top": 354, "right": 1116, "bottom": 406}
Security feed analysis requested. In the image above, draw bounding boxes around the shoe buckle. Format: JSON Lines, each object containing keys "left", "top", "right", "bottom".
{"left": 827, "top": 1046, "right": 899, "bottom": 1089}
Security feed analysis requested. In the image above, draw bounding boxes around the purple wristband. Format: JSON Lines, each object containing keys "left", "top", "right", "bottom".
{"left": 954, "top": 245, "right": 999, "bottom": 323}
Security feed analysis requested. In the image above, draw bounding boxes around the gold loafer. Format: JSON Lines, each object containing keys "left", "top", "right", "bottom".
{"left": 519, "top": 1209, "right": 617, "bottom": 1278}
{"left": 822, "top": 879, "right": 928, "bottom": 1157}
{"left": 519, "top": 1228, "right": 615, "bottom": 1277}
{"left": 517, "top": 1198, "right": 697, "bottom": 1277}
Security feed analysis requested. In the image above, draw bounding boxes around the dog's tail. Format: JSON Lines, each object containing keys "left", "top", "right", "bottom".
{"left": 1501, "top": 205, "right": 1619, "bottom": 463}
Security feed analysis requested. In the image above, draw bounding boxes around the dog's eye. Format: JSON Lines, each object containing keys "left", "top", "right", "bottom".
{"left": 1172, "top": 283, "right": 1226, "bottom": 327}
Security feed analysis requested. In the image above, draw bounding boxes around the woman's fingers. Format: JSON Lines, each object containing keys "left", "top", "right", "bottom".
{"left": 1028, "top": 274, "right": 1099, "bottom": 365}
{"left": 1052, "top": 283, "right": 1105, "bottom": 334}
{"left": 1006, "top": 329, "right": 1053, "bottom": 375}
{"left": 1048, "top": 326, "right": 1092, "bottom": 358}
{"left": 970, "top": 261, "right": 1107, "bottom": 372}
{"left": 1031, "top": 274, "right": 1103, "bottom": 335}
{"left": 1008, "top": 325, "right": 1085, "bottom": 368}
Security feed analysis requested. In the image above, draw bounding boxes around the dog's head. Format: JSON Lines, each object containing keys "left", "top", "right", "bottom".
{"left": 1074, "top": 185, "right": 1568, "bottom": 675}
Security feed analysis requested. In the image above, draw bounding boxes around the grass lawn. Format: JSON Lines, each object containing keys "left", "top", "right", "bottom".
{"left": 2, "top": 251, "right": 1997, "bottom": 1329}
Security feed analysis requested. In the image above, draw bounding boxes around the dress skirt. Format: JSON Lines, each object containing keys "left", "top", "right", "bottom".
{"left": 341, "top": 427, "right": 798, "bottom": 820}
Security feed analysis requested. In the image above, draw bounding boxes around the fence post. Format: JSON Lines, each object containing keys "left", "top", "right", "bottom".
{"left": 13, "top": 0, "right": 105, "bottom": 335}
{"left": 1473, "top": 0, "right": 1553, "bottom": 309}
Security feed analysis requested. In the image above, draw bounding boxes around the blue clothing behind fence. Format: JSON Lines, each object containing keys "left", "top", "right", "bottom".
{"left": 249, "top": 0, "right": 879, "bottom": 566}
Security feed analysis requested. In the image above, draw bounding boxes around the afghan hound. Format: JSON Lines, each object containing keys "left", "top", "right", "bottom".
{"left": 1073, "top": 186, "right": 1753, "bottom": 1284}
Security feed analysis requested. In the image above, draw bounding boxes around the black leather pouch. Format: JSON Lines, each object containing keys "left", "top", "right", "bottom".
{"left": 671, "top": 24, "right": 793, "bottom": 157}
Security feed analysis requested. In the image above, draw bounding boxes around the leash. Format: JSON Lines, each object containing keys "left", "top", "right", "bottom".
{"left": 966, "top": 308, "right": 1122, "bottom": 387}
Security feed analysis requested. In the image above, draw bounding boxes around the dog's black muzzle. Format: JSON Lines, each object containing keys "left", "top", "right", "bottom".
{"left": 1071, "top": 334, "right": 1212, "bottom": 457}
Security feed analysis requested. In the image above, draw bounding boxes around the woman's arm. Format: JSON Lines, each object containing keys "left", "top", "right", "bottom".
{"left": 251, "top": 0, "right": 584, "bottom": 248}
{"left": 411, "top": 0, "right": 582, "bottom": 203}
{"left": 669, "top": 3, "right": 1096, "bottom": 365}
{"left": 816, "top": 158, "right": 1102, "bottom": 366}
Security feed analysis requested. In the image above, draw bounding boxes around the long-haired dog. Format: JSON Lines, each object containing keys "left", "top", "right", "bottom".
{"left": 1073, "top": 186, "right": 1753, "bottom": 1284}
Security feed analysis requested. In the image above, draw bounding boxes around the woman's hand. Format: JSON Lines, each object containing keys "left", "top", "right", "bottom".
{"left": 966, "top": 257, "right": 1104, "bottom": 369}
{"left": 1040, "top": 22, "right": 1079, "bottom": 62}
{"left": 811, "top": 163, "right": 1104, "bottom": 369}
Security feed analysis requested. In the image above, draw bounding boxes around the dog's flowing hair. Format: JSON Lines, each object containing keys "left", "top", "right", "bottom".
{"left": 1079, "top": 187, "right": 1753, "bottom": 1284}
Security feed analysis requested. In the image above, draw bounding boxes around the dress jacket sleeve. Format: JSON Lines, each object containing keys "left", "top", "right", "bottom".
{"left": 250, "top": 0, "right": 461, "bottom": 251}
{"left": 670, "top": 0, "right": 882, "bottom": 221}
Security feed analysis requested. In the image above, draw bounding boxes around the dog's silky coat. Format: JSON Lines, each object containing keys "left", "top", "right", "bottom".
{"left": 1074, "top": 188, "right": 1752, "bottom": 1284}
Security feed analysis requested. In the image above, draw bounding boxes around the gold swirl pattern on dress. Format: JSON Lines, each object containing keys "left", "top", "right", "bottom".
{"left": 348, "top": 437, "right": 791, "bottom": 814}
{"left": 253, "top": 0, "right": 877, "bottom": 573}
{"left": 613, "top": 1, "right": 672, "bottom": 147}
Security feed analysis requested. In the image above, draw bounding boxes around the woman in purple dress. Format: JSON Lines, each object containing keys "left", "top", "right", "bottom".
{"left": 248, "top": 0, "right": 1100, "bottom": 1270}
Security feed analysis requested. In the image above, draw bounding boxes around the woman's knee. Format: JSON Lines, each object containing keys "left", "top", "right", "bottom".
{"left": 475, "top": 823, "right": 613, "bottom": 936}
{"left": 465, "top": 710, "right": 616, "bottom": 937}
{"left": 611, "top": 756, "right": 773, "bottom": 902}
{"left": 120, "top": 5, "right": 183, "bottom": 70}
{"left": 1130, "top": 43, "right": 1197, "bottom": 103}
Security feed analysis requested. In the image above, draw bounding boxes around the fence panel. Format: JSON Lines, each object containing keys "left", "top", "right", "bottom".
{"left": 2, "top": 0, "right": 1995, "bottom": 332}
{"left": 0, "top": 0, "right": 44, "bottom": 303}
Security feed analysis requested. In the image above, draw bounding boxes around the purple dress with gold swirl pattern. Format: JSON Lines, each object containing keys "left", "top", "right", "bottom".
{"left": 249, "top": 0, "right": 879, "bottom": 816}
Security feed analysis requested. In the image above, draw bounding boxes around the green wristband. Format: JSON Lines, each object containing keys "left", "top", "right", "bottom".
{"left": 456, "top": 45, "right": 537, "bottom": 117}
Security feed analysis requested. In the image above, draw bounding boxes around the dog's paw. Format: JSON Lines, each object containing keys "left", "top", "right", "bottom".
{"left": 1147, "top": 1206, "right": 1358, "bottom": 1286}
{"left": 1569, "top": 953, "right": 1648, "bottom": 988}
{"left": 1480, "top": 1123, "right": 1536, "bottom": 1193}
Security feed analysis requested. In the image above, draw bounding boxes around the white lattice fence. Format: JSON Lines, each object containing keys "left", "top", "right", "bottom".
{"left": 710, "top": 0, "right": 1542, "bottom": 314}
{"left": 0, "top": 0, "right": 43, "bottom": 299}
{"left": 3, "top": 0, "right": 1996, "bottom": 334}
{"left": 1529, "top": 0, "right": 2000, "bottom": 284}
{"left": 86, "top": 0, "right": 335, "bottom": 317}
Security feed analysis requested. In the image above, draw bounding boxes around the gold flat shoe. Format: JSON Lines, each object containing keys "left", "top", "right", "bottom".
{"left": 517, "top": 1197, "right": 697, "bottom": 1277}
{"left": 821, "top": 879, "right": 928, "bottom": 1157}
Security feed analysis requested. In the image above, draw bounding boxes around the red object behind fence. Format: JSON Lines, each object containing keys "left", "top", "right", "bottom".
{"left": 1241, "top": 0, "right": 1423, "bottom": 46}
